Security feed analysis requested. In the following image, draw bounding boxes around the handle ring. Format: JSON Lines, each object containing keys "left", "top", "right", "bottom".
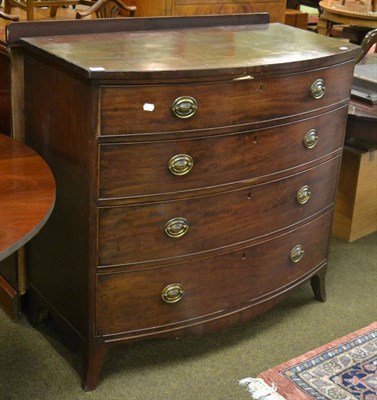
{"left": 168, "top": 154, "right": 194, "bottom": 176}
{"left": 310, "top": 79, "right": 326, "bottom": 100}
{"left": 290, "top": 245, "right": 305, "bottom": 263}
{"left": 164, "top": 217, "right": 189, "bottom": 238}
{"left": 303, "top": 129, "right": 319, "bottom": 149}
{"left": 161, "top": 283, "right": 185, "bottom": 304}
{"left": 171, "top": 96, "right": 198, "bottom": 119}
{"left": 296, "top": 185, "right": 311, "bottom": 205}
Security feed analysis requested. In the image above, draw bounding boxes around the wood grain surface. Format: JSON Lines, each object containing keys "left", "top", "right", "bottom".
{"left": 0, "top": 134, "right": 55, "bottom": 261}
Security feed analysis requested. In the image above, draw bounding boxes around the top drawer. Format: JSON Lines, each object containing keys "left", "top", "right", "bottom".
{"left": 100, "top": 61, "right": 354, "bottom": 136}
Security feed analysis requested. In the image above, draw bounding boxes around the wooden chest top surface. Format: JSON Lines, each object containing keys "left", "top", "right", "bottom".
{"left": 18, "top": 21, "right": 360, "bottom": 80}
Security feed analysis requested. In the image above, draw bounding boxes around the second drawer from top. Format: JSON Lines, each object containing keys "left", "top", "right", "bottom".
{"left": 99, "top": 106, "right": 347, "bottom": 201}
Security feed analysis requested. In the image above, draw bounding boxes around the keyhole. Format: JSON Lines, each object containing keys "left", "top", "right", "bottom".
{"left": 247, "top": 192, "right": 252, "bottom": 200}
{"left": 258, "top": 84, "right": 264, "bottom": 92}
{"left": 253, "top": 135, "right": 258, "bottom": 144}
{"left": 242, "top": 252, "right": 246, "bottom": 260}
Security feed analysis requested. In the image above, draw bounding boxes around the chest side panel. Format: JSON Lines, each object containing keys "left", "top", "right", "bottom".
{"left": 23, "top": 53, "right": 99, "bottom": 337}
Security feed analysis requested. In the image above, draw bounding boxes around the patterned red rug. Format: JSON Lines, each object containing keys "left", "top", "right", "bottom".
{"left": 240, "top": 321, "right": 377, "bottom": 400}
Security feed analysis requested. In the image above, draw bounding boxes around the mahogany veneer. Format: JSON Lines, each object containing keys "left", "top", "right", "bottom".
{"left": 10, "top": 15, "right": 359, "bottom": 390}
{"left": 0, "top": 134, "right": 55, "bottom": 262}
{"left": 0, "top": 134, "right": 55, "bottom": 319}
{"left": 0, "top": 43, "right": 11, "bottom": 136}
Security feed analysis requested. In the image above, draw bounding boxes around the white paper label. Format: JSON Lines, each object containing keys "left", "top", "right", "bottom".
{"left": 143, "top": 103, "right": 155, "bottom": 112}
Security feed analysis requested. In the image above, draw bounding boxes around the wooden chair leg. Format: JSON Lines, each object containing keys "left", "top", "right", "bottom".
{"left": 26, "top": 0, "right": 35, "bottom": 20}
{"left": 3, "top": 0, "right": 12, "bottom": 15}
{"left": 50, "top": 5, "right": 58, "bottom": 17}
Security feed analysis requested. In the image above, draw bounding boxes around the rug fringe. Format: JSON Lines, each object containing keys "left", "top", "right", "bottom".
{"left": 239, "top": 378, "right": 287, "bottom": 400}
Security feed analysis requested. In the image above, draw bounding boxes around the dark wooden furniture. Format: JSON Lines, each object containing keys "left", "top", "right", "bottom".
{"left": 346, "top": 38, "right": 377, "bottom": 143}
{"left": 9, "top": 15, "right": 359, "bottom": 390}
{"left": 346, "top": 29, "right": 377, "bottom": 143}
{"left": 0, "top": 11, "right": 18, "bottom": 137}
{"left": 0, "top": 42, "right": 12, "bottom": 137}
{"left": 347, "top": 30, "right": 377, "bottom": 144}
{"left": 127, "top": 0, "right": 286, "bottom": 22}
{"left": 347, "top": 97, "right": 377, "bottom": 143}
{"left": 0, "top": 134, "right": 55, "bottom": 260}
{"left": 0, "top": 134, "right": 55, "bottom": 318}
{"left": 0, "top": 14, "right": 23, "bottom": 322}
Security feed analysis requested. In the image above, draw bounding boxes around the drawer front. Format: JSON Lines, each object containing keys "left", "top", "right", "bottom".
{"left": 98, "top": 156, "right": 339, "bottom": 267}
{"left": 99, "top": 106, "right": 347, "bottom": 200}
{"left": 100, "top": 61, "right": 353, "bottom": 136}
{"left": 96, "top": 212, "right": 331, "bottom": 336}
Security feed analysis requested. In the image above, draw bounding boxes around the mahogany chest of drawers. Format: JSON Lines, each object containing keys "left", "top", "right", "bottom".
{"left": 15, "top": 15, "right": 359, "bottom": 390}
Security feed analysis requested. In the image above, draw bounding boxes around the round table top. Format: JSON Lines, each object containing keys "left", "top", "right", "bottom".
{"left": 0, "top": 134, "right": 55, "bottom": 262}
{"left": 320, "top": 0, "right": 377, "bottom": 28}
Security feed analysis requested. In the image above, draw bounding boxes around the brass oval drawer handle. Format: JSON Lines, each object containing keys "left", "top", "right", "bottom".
{"left": 296, "top": 185, "right": 311, "bottom": 205}
{"left": 164, "top": 217, "right": 189, "bottom": 238}
{"left": 161, "top": 283, "right": 185, "bottom": 304}
{"left": 303, "top": 129, "right": 318, "bottom": 149}
{"left": 310, "top": 79, "right": 326, "bottom": 99}
{"left": 290, "top": 244, "right": 305, "bottom": 263}
{"left": 168, "top": 154, "right": 194, "bottom": 176}
{"left": 171, "top": 96, "right": 198, "bottom": 119}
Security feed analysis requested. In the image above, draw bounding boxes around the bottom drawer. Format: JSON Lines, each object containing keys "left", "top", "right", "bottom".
{"left": 96, "top": 212, "right": 332, "bottom": 337}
